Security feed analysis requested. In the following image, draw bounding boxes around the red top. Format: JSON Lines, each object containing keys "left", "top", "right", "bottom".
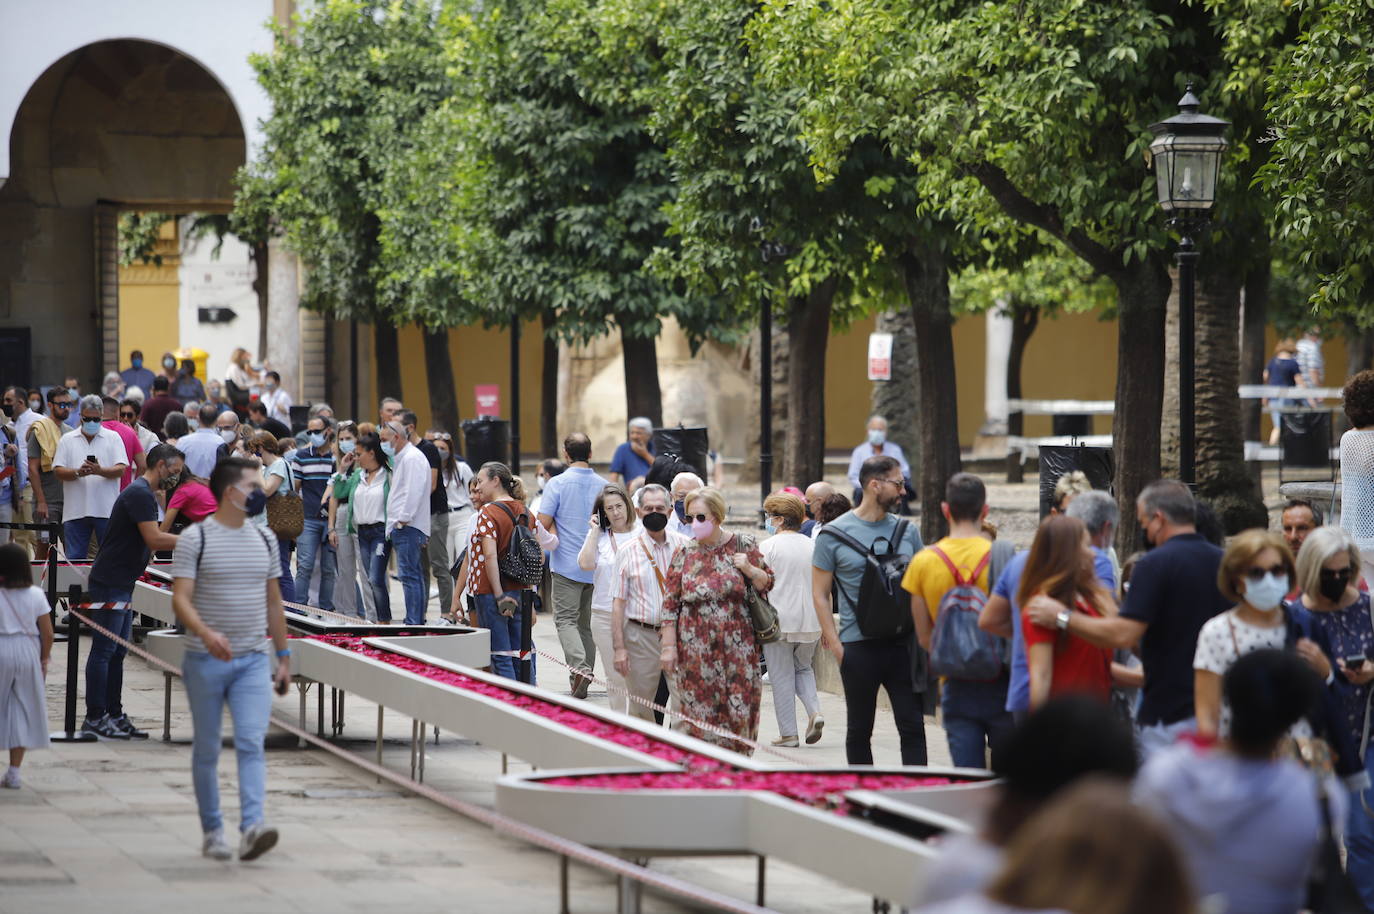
{"left": 168, "top": 480, "right": 217, "bottom": 523}
{"left": 102, "top": 419, "right": 143, "bottom": 490}
{"left": 1023, "top": 595, "right": 1113, "bottom": 701}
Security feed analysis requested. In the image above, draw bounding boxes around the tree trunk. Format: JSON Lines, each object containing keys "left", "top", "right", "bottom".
{"left": 901, "top": 240, "right": 961, "bottom": 545}
{"left": 1108, "top": 258, "right": 1172, "bottom": 557}
{"left": 1240, "top": 261, "right": 1270, "bottom": 445}
{"left": 422, "top": 326, "right": 460, "bottom": 434}
{"left": 784, "top": 279, "right": 837, "bottom": 488}
{"left": 871, "top": 307, "right": 921, "bottom": 480}
{"left": 619, "top": 318, "right": 663, "bottom": 428}
{"left": 541, "top": 311, "right": 559, "bottom": 456}
{"left": 1345, "top": 320, "right": 1374, "bottom": 377}
{"left": 373, "top": 321, "right": 403, "bottom": 406}
{"left": 737, "top": 321, "right": 788, "bottom": 486}
{"left": 252, "top": 241, "right": 269, "bottom": 359}
{"left": 1195, "top": 266, "right": 1267, "bottom": 533}
{"left": 1004, "top": 302, "right": 1039, "bottom": 484}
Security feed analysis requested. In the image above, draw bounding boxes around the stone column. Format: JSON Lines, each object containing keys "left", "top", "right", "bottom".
{"left": 266, "top": 237, "right": 301, "bottom": 404}
{"left": 982, "top": 302, "right": 1012, "bottom": 436}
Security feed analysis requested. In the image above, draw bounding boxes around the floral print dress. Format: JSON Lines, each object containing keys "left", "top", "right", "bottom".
{"left": 662, "top": 533, "right": 773, "bottom": 756}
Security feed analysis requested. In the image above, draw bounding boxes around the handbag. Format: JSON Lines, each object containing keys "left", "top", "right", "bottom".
{"left": 736, "top": 533, "right": 780, "bottom": 644}
{"left": 266, "top": 460, "right": 304, "bottom": 541}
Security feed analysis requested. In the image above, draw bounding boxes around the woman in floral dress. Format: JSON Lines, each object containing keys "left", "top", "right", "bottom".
{"left": 660, "top": 487, "right": 773, "bottom": 755}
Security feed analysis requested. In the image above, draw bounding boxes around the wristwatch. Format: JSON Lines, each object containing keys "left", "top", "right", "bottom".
{"left": 1055, "top": 609, "right": 1072, "bottom": 631}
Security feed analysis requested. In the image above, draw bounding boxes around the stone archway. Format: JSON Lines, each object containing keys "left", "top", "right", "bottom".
{"left": 0, "top": 39, "right": 246, "bottom": 391}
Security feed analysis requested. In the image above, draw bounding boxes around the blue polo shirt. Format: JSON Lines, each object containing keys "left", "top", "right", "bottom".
{"left": 609, "top": 440, "right": 654, "bottom": 482}
{"left": 538, "top": 465, "right": 609, "bottom": 582}
{"left": 994, "top": 546, "right": 1116, "bottom": 713}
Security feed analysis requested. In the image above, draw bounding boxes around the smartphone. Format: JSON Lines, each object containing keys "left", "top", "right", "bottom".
{"left": 1346, "top": 655, "right": 1367, "bottom": 671}
{"left": 274, "top": 675, "right": 290, "bottom": 696}
{"left": 85, "top": 454, "right": 98, "bottom": 463}
{"left": 597, "top": 508, "right": 610, "bottom": 529}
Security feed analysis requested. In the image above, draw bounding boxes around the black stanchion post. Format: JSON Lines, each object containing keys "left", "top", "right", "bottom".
{"left": 52, "top": 583, "right": 96, "bottom": 742}
{"left": 519, "top": 592, "right": 534, "bottom": 684}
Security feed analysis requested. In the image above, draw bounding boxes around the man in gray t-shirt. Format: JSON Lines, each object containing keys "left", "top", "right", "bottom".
{"left": 811, "top": 455, "right": 925, "bottom": 766}
{"left": 171, "top": 457, "right": 291, "bottom": 863}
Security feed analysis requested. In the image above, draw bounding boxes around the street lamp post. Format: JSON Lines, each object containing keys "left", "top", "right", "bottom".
{"left": 1148, "top": 85, "right": 1229, "bottom": 487}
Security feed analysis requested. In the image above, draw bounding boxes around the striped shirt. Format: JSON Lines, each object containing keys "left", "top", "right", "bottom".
{"left": 613, "top": 530, "right": 689, "bottom": 625}
{"left": 290, "top": 446, "right": 336, "bottom": 519}
{"left": 171, "top": 517, "right": 281, "bottom": 655}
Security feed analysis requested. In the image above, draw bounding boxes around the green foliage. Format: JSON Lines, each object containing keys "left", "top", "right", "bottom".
{"left": 1261, "top": 0, "right": 1374, "bottom": 321}
{"left": 950, "top": 243, "right": 1117, "bottom": 319}
{"left": 118, "top": 212, "right": 171, "bottom": 267}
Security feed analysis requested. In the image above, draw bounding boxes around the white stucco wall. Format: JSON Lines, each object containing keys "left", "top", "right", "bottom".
{"left": 178, "top": 220, "right": 261, "bottom": 384}
{"left": 0, "top": 0, "right": 274, "bottom": 185}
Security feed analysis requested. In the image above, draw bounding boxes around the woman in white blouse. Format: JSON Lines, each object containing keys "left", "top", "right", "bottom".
{"left": 349, "top": 433, "right": 394, "bottom": 623}
{"left": 759, "top": 492, "right": 824, "bottom": 747}
{"left": 578, "top": 483, "right": 640, "bottom": 713}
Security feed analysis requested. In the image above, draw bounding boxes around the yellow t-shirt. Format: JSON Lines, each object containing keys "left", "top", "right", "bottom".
{"left": 901, "top": 536, "right": 992, "bottom": 620}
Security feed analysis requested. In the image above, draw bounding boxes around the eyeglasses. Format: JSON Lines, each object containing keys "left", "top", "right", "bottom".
{"left": 1244, "top": 564, "right": 1286, "bottom": 582}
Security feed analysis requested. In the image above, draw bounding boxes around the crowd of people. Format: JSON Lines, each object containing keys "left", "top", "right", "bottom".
{"left": 8, "top": 345, "right": 1374, "bottom": 910}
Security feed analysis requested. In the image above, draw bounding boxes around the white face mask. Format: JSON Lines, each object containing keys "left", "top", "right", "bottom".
{"left": 219, "top": 429, "right": 237, "bottom": 445}
{"left": 1244, "top": 572, "right": 1290, "bottom": 613}
{"left": 868, "top": 428, "right": 886, "bottom": 446}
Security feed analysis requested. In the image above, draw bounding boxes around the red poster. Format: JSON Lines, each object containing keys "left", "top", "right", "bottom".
{"left": 475, "top": 384, "right": 501, "bottom": 417}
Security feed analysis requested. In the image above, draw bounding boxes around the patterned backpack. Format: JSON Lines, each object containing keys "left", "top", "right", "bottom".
{"left": 491, "top": 501, "right": 544, "bottom": 587}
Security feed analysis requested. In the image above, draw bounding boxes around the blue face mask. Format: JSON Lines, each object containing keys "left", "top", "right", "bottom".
{"left": 674, "top": 499, "right": 687, "bottom": 522}
{"left": 242, "top": 488, "right": 268, "bottom": 517}
{"left": 764, "top": 518, "right": 777, "bottom": 535}
{"left": 187, "top": 418, "right": 200, "bottom": 431}
{"left": 308, "top": 432, "right": 327, "bottom": 448}
{"left": 339, "top": 439, "right": 356, "bottom": 454}
{"left": 68, "top": 387, "right": 79, "bottom": 400}
{"left": 131, "top": 358, "right": 143, "bottom": 370}
{"left": 381, "top": 441, "right": 396, "bottom": 458}
{"left": 81, "top": 419, "right": 101, "bottom": 436}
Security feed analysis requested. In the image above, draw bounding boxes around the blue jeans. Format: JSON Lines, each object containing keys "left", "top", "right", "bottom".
{"left": 276, "top": 536, "right": 295, "bottom": 603}
{"left": 182, "top": 650, "right": 272, "bottom": 834}
{"left": 942, "top": 675, "right": 1014, "bottom": 770}
{"left": 391, "top": 525, "right": 428, "bottom": 625}
{"left": 1346, "top": 742, "right": 1374, "bottom": 907}
{"left": 64, "top": 516, "right": 109, "bottom": 560}
{"left": 83, "top": 582, "right": 132, "bottom": 719}
{"left": 356, "top": 525, "right": 391, "bottom": 622}
{"left": 294, "top": 518, "right": 336, "bottom": 610}
{"left": 474, "top": 592, "right": 537, "bottom": 683}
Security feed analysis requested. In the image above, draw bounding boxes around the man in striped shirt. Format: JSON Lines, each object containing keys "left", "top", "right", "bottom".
{"left": 171, "top": 457, "right": 291, "bottom": 862}
{"left": 289, "top": 416, "right": 337, "bottom": 609}
{"left": 611, "top": 484, "right": 688, "bottom": 721}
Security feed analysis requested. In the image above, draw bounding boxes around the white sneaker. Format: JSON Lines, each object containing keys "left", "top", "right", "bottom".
{"left": 1, "top": 767, "right": 21, "bottom": 789}
{"left": 202, "top": 830, "right": 232, "bottom": 860}
{"left": 428, "top": 585, "right": 439, "bottom": 600}
{"left": 805, "top": 713, "right": 825, "bottom": 745}
{"left": 239, "top": 822, "right": 279, "bottom": 861}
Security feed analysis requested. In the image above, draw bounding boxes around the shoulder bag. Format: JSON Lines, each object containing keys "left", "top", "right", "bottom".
{"left": 266, "top": 460, "right": 304, "bottom": 541}
{"left": 736, "top": 532, "right": 780, "bottom": 644}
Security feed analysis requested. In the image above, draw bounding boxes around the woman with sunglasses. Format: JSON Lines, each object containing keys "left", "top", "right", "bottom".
{"left": 659, "top": 486, "right": 772, "bottom": 755}
{"left": 1193, "top": 529, "right": 1331, "bottom": 740}
{"left": 1293, "top": 525, "right": 1374, "bottom": 904}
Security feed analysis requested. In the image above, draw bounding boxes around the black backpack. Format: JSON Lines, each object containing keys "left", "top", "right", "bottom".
{"left": 491, "top": 501, "right": 544, "bottom": 587}
{"left": 819, "top": 519, "right": 914, "bottom": 639}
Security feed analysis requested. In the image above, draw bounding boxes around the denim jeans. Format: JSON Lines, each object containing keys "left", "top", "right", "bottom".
{"left": 294, "top": 518, "right": 336, "bottom": 610}
{"left": 182, "top": 650, "right": 272, "bottom": 834}
{"left": 275, "top": 536, "right": 295, "bottom": 603}
{"left": 83, "top": 582, "right": 132, "bottom": 719}
{"left": 941, "top": 676, "right": 1014, "bottom": 770}
{"left": 1347, "top": 741, "right": 1374, "bottom": 908}
{"left": 391, "top": 525, "right": 428, "bottom": 625}
{"left": 473, "top": 592, "right": 536, "bottom": 683}
{"left": 1136, "top": 716, "right": 1196, "bottom": 760}
{"left": 63, "top": 516, "right": 108, "bottom": 560}
{"left": 356, "top": 525, "right": 391, "bottom": 622}
{"left": 838, "top": 638, "right": 927, "bottom": 765}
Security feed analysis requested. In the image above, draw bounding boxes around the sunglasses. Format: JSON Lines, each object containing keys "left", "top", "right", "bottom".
{"left": 688, "top": 513, "right": 711, "bottom": 523}
{"left": 1244, "top": 564, "right": 1286, "bottom": 582}
{"left": 120, "top": 412, "right": 136, "bottom": 420}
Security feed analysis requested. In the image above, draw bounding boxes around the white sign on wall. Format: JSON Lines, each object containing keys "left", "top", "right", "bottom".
{"left": 868, "top": 332, "right": 893, "bottom": 381}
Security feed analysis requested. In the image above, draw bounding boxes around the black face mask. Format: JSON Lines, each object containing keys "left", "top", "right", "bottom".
{"left": 0, "top": 403, "right": 11, "bottom": 418}
{"left": 642, "top": 511, "right": 669, "bottom": 533}
{"left": 1320, "top": 569, "right": 1351, "bottom": 602}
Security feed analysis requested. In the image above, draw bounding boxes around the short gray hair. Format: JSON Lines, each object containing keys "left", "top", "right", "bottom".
{"left": 78, "top": 393, "right": 103, "bottom": 414}
{"left": 1066, "top": 490, "right": 1119, "bottom": 535}
{"left": 671, "top": 471, "right": 704, "bottom": 494}
{"left": 309, "top": 401, "right": 334, "bottom": 418}
{"left": 628, "top": 416, "right": 654, "bottom": 432}
{"left": 1295, "top": 526, "right": 1362, "bottom": 602}
{"left": 638, "top": 483, "right": 669, "bottom": 507}
{"left": 1137, "top": 480, "right": 1194, "bottom": 526}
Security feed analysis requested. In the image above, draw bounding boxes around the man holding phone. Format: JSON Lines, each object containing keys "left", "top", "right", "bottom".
{"left": 51, "top": 394, "right": 127, "bottom": 559}
{"left": 171, "top": 457, "right": 291, "bottom": 862}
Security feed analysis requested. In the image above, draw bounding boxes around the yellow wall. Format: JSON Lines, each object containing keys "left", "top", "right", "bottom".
{"left": 116, "top": 220, "right": 180, "bottom": 371}
{"left": 380, "top": 320, "right": 546, "bottom": 448}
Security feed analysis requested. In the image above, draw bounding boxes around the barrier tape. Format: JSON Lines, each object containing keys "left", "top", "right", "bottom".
{"left": 62, "top": 607, "right": 778, "bottom": 914}
{"left": 70, "top": 602, "right": 132, "bottom": 611}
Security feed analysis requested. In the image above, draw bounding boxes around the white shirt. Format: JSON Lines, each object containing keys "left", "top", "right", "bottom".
{"left": 444, "top": 460, "right": 474, "bottom": 511}
{"left": 387, "top": 442, "right": 432, "bottom": 537}
{"left": 260, "top": 387, "right": 293, "bottom": 424}
{"left": 613, "top": 530, "right": 690, "bottom": 625}
{"left": 133, "top": 422, "right": 160, "bottom": 457}
{"left": 12, "top": 407, "right": 39, "bottom": 491}
{"left": 352, "top": 468, "right": 388, "bottom": 526}
{"left": 52, "top": 426, "right": 126, "bottom": 520}
{"left": 590, "top": 525, "right": 642, "bottom": 613}
{"left": 178, "top": 426, "right": 224, "bottom": 479}
{"left": 0, "top": 585, "right": 48, "bottom": 636}
{"left": 760, "top": 531, "right": 822, "bottom": 640}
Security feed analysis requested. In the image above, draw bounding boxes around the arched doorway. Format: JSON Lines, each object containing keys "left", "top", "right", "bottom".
{"left": 0, "top": 39, "right": 246, "bottom": 392}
